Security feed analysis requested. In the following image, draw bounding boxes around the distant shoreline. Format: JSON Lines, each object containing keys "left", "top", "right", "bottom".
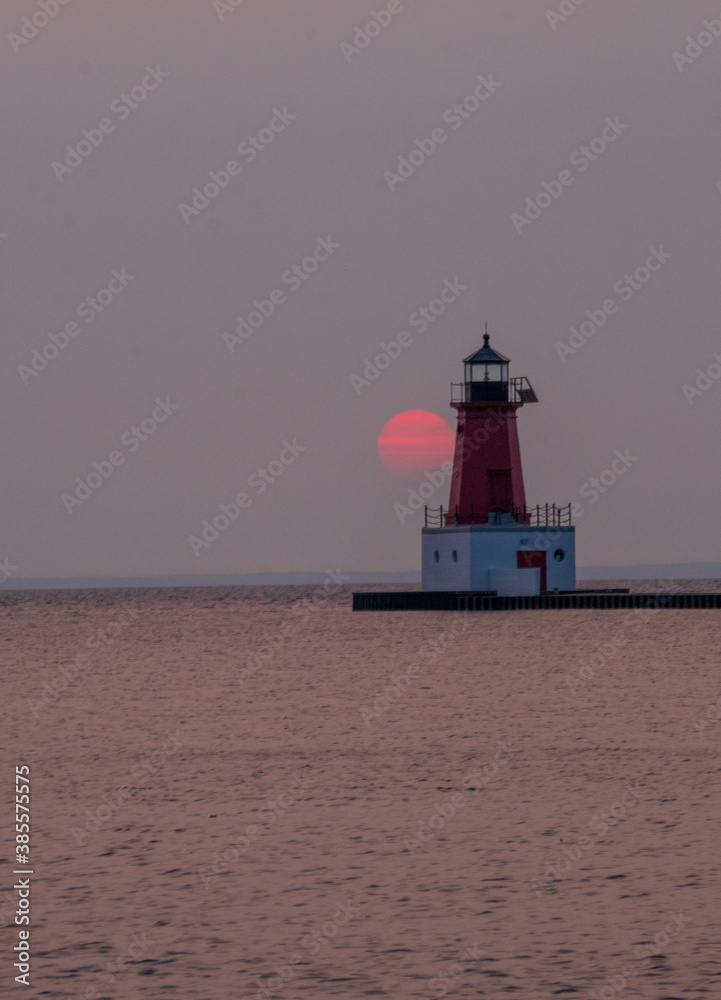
{"left": 1, "top": 564, "right": 720, "bottom": 590}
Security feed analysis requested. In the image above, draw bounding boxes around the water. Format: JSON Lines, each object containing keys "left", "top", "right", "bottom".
{"left": 3, "top": 583, "right": 721, "bottom": 998}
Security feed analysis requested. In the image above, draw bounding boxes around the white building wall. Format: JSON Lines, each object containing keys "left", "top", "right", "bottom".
{"left": 489, "top": 568, "right": 540, "bottom": 596}
{"left": 422, "top": 525, "right": 575, "bottom": 592}
{"left": 421, "top": 529, "right": 471, "bottom": 591}
{"left": 544, "top": 528, "right": 576, "bottom": 591}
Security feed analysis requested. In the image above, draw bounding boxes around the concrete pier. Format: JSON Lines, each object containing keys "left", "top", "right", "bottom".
{"left": 352, "top": 591, "right": 721, "bottom": 611}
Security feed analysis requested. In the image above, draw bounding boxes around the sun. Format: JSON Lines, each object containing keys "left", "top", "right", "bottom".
{"left": 377, "top": 411, "right": 455, "bottom": 473}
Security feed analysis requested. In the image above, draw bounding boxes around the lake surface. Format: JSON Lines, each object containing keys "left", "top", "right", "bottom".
{"left": 3, "top": 582, "right": 721, "bottom": 998}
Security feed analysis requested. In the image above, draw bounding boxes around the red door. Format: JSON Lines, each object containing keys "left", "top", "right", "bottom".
{"left": 488, "top": 469, "right": 512, "bottom": 512}
{"left": 517, "top": 550, "right": 546, "bottom": 591}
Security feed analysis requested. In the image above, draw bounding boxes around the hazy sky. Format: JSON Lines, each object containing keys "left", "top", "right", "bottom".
{"left": 3, "top": 0, "right": 721, "bottom": 577}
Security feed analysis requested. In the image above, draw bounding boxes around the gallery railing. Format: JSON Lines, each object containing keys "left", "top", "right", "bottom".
{"left": 450, "top": 376, "right": 538, "bottom": 405}
{"left": 424, "top": 503, "right": 573, "bottom": 528}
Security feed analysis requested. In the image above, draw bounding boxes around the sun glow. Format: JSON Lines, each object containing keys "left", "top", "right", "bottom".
{"left": 377, "top": 411, "right": 455, "bottom": 473}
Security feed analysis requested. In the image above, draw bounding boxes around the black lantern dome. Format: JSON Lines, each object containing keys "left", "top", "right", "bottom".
{"left": 462, "top": 329, "right": 510, "bottom": 402}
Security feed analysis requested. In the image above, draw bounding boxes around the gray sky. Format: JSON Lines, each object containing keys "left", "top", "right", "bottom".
{"left": 2, "top": 0, "right": 721, "bottom": 577}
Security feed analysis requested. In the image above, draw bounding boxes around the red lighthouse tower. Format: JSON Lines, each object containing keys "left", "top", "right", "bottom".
{"left": 422, "top": 330, "right": 575, "bottom": 595}
{"left": 446, "top": 330, "right": 537, "bottom": 525}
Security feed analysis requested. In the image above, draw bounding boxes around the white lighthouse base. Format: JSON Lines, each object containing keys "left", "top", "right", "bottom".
{"left": 422, "top": 523, "right": 576, "bottom": 594}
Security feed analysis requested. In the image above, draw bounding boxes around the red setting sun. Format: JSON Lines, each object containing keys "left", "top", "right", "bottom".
{"left": 377, "top": 410, "right": 455, "bottom": 473}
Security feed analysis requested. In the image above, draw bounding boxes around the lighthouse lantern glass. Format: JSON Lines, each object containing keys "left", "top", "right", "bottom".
{"left": 461, "top": 332, "right": 512, "bottom": 402}
{"left": 466, "top": 361, "right": 508, "bottom": 384}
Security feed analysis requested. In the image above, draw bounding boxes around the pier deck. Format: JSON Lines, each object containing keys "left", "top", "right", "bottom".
{"left": 352, "top": 591, "right": 721, "bottom": 611}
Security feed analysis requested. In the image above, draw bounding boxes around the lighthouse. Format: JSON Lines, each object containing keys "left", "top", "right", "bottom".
{"left": 422, "top": 331, "right": 576, "bottom": 594}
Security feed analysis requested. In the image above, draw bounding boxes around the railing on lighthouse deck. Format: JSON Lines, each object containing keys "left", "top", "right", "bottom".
{"left": 450, "top": 376, "right": 538, "bottom": 405}
{"left": 424, "top": 503, "right": 573, "bottom": 528}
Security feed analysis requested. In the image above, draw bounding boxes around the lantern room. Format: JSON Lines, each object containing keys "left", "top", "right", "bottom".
{"left": 462, "top": 330, "right": 510, "bottom": 402}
